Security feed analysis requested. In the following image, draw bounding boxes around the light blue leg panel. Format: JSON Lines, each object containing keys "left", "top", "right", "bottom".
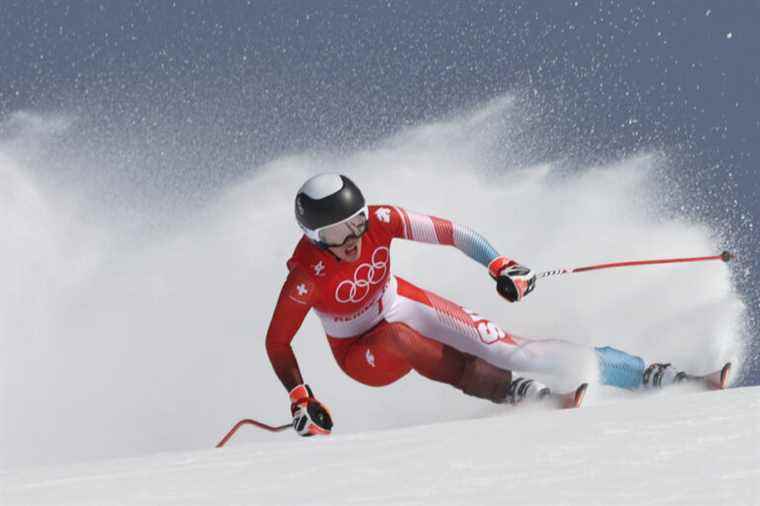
{"left": 595, "top": 346, "right": 645, "bottom": 390}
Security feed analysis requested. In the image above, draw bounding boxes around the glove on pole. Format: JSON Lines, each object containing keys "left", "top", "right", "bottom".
{"left": 488, "top": 257, "right": 537, "bottom": 302}
{"left": 290, "top": 384, "right": 333, "bottom": 437}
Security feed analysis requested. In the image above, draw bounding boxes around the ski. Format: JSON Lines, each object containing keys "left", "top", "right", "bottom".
{"left": 550, "top": 382, "right": 588, "bottom": 409}
{"left": 683, "top": 362, "right": 732, "bottom": 391}
{"left": 641, "top": 361, "right": 732, "bottom": 393}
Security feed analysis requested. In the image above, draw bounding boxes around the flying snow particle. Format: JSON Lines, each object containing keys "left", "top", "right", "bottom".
{"left": 726, "top": 32, "right": 733, "bottom": 39}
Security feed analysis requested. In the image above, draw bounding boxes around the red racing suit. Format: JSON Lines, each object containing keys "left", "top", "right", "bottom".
{"left": 265, "top": 205, "right": 597, "bottom": 393}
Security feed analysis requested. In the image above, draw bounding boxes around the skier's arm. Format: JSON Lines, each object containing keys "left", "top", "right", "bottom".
{"left": 387, "top": 206, "right": 501, "bottom": 267}
{"left": 265, "top": 268, "right": 334, "bottom": 437}
{"left": 265, "top": 268, "right": 317, "bottom": 391}
{"left": 385, "top": 205, "right": 536, "bottom": 302}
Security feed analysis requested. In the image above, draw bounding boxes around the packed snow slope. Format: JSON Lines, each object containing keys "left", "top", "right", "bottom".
{"left": 3, "top": 386, "right": 759, "bottom": 506}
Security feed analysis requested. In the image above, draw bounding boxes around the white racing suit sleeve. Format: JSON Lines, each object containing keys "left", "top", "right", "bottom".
{"left": 392, "top": 207, "right": 500, "bottom": 268}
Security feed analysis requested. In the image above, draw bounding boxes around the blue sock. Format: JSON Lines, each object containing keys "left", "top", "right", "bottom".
{"left": 595, "top": 346, "right": 645, "bottom": 389}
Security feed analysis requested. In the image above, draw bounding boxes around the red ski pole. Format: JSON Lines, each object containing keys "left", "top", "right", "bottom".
{"left": 216, "top": 418, "right": 293, "bottom": 448}
{"left": 537, "top": 251, "right": 733, "bottom": 280}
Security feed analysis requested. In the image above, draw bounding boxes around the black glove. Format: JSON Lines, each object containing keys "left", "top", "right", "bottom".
{"left": 289, "top": 384, "right": 333, "bottom": 437}
{"left": 488, "top": 256, "right": 537, "bottom": 303}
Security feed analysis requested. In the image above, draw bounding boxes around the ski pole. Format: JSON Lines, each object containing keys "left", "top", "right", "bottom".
{"left": 537, "top": 251, "right": 733, "bottom": 280}
{"left": 215, "top": 418, "right": 293, "bottom": 448}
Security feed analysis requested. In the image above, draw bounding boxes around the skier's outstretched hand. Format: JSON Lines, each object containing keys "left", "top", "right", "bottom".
{"left": 289, "top": 384, "right": 333, "bottom": 437}
{"left": 488, "top": 256, "right": 537, "bottom": 302}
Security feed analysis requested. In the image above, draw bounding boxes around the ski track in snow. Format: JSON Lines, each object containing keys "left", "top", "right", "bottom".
{"left": 4, "top": 387, "right": 759, "bottom": 506}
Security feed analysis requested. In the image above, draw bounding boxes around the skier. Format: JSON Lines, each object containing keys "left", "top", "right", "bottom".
{"left": 266, "top": 174, "right": 687, "bottom": 436}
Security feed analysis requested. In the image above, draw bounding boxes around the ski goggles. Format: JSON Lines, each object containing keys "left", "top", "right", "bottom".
{"left": 312, "top": 208, "right": 369, "bottom": 248}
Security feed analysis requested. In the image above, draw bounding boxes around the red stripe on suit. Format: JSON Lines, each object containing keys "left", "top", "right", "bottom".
{"left": 400, "top": 208, "right": 414, "bottom": 240}
{"left": 431, "top": 216, "right": 455, "bottom": 245}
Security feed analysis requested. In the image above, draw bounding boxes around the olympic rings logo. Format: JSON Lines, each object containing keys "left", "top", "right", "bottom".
{"left": 335, "top": 247, "right": 389, "bottom": 304}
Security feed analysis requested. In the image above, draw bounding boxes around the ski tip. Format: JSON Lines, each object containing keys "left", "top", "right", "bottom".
{"left": 719, "top": 362, "right": 732, "bottom": 389}
{"left": 703, "top": 362, "right": 732, "bottom": 390}
{"left": 574, "top": 382, "right": 589, "bottom": 408}
{"left": 562, "top": 383, "right": 588, "bottom": 409}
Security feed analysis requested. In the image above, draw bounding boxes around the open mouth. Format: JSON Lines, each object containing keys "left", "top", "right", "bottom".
{"left": 345, "top": 244, "right": 359, "bottom": 257}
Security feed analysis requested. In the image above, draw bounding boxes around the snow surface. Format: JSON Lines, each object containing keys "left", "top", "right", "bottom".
{"left": 4, "top": 387, "right": 759, "bottom": 506}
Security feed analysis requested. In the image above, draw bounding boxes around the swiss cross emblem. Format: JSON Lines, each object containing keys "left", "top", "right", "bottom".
{"left": 375, "top": 207, "right": 391, "bottom": 223}
{"left": 296, "top": 283, "right": 308, "bottom": 296}
{"left": 366, "top": 348, "right": 376, "bottom": 367}
{"left": 312, "top": 261, "right": 325, "bottom": 277}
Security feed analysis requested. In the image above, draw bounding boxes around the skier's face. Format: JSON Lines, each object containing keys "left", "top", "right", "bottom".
{"left": 328, "top": 235, "right": 362, "bottom": 262}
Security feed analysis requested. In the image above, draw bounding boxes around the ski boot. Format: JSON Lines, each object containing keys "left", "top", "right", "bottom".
{"left": 642, "top": 363, "right": 687, "bottom": 389}
{"left": 505, "top": 377, "right": 551, "bottom": 404}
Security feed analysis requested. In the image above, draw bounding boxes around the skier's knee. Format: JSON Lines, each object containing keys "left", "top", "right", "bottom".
{"left": 457, "top": 355, "right": 511, "bottom": 403}
{"left": 381, "top": 322, "right": 511, "bottom": 402}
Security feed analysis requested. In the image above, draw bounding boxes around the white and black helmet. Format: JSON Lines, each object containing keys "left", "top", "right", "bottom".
{"left": 295, "top": 174, "right": 368, "bottom": 246}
